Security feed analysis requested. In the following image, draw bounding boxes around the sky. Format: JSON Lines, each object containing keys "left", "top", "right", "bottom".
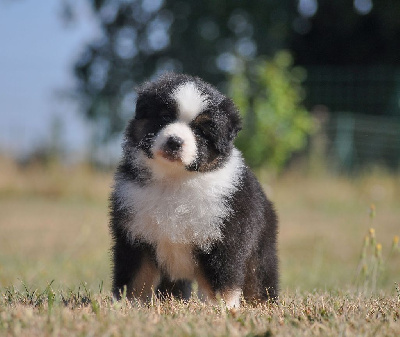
{"left": 0, "top": 0, "right": 101, "bottom": 157}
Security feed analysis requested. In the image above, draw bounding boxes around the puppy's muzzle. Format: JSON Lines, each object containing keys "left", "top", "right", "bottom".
{"left": 160, "top": 135, "right": 184, "bottom": 161}
{"left": 164, "top": 136, "right": 184, "bottom": 152}
{"left": 152, "top": 122, "right": 197, "bottom": 166}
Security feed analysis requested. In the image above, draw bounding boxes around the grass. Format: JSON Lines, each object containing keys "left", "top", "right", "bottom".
{"left": 2, "top": 287, "right": 399, "bottom": 336}
{"left": 0, "top": 157, "right": 399, "bottom": 336}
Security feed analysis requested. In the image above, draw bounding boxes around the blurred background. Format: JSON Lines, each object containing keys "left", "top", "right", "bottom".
{"left": 0, "top": 0, "right": 399, "bottom": 293}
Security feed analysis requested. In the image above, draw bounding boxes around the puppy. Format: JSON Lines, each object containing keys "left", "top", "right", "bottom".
{"left": 110, "top": 73, "right": 278, "bottom": 307}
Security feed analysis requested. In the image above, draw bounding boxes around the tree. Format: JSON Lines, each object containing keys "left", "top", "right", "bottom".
{"left": 230, "top": 51, "right": 314, "bottom": 170}
{"left": 68, "top": 0, "right": 400, "bottom": 169}
{"left": 72, "top": 0, "right": 297, "bottom": 141}
{"left": 291, "top": 0, "right": 400, "bottom": 65}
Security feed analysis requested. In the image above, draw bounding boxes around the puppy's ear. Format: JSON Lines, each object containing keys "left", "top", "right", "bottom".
{"left": 219, "top": 98, "right": 242, "bottom": 142}
{"left": 211, "top": 98, "right": 242, "bottom": 156}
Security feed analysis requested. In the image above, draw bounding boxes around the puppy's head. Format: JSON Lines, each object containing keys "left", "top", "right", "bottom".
{"left": 124, "top": 73, "right": 241, "bottom": 179}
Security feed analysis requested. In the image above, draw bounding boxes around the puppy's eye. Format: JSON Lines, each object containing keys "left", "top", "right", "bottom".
{"left": 195, "top": 122, "right": 217, "bottom": 141}
{"left": 197, "top": 118, "right": 218, "bottom": 134}
{"left": 162, "top": 115, "right": 173, "bottom": 122}
{"left": 159, "top": 111, "right": 173, "bottom": 123}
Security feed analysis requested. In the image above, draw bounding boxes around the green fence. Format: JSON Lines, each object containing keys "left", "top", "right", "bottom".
{"left": 304, "top": 66, "right": 400, "bottom": 116}
{"left": 324, "top": 113, "right": 400, "bottom": 171}
{"left": 303, "top": 66, "right": 400, "bottom": 171}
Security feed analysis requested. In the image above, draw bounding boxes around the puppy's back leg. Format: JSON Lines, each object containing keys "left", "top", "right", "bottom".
{"left": 242, "top": 249, "right": 278, "bottom": 303}
{"left": 256, "top": 243, "right": 279, "bottom": 302}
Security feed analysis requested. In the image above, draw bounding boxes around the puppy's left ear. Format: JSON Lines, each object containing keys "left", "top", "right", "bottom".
{"left": 219, "top": 98, "right": 242, "bottom": 142}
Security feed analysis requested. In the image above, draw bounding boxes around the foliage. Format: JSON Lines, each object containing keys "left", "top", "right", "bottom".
{"left": 292, "top": 0, "right": 400, "bottom": 65}
{"left": 71, "top": 0, "right": 298, "bottom": 140}
{"left": 230, "top": 51, "right": 314, "bottom": 170}
{"left": 356, "top": 204, "right": 400, "bottom": 292}
{"left": 65, "top": 0, "right": 400, "bottom": 141}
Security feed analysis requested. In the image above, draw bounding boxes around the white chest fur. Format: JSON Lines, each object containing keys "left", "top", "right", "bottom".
{"left": 114, "top": 149, "right": 244, "bottom": 251}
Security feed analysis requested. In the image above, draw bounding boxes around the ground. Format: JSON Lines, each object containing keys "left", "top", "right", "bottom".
{"left": 0, "top": 158, "right": 399, "bottom": 336}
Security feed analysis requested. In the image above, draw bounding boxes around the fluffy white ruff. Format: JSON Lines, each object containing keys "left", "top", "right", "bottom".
{"left": 151, "top": 122, "right": 197, "bottom": 174}
{"left": 171, "top": 82, "right": 209, "bottom": 123}
{"left": 115, "top": 149, "right": 244, "bottom": 250}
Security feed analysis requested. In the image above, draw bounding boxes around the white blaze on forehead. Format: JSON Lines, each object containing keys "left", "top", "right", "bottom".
{"left": 171, "top": 82, "right": 209, "bottom": 123}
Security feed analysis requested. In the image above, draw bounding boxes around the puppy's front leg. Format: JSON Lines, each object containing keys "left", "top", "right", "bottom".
{"left": 195, "top": 247, "right": 245, "bottom": 308}
{"left": 112, "top": 238, "right": 160, "bottom": 301}
{"left": 196, "top": 273, "right": 242, "bottom": 308}
{"left": 129, "top": 254, "right": 161, "bottom": 301}
{"left": 220, "top": 289, "right": 242, "bottom": 308}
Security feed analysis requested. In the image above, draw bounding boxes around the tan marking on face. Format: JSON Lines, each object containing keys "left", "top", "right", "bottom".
{"left": 192, "top": 112, "right": 212, "bottom": 125}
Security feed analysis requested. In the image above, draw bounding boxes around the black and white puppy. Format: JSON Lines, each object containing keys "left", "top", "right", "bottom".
{"left": 110, "top": 73, "right": 278, "bottom": 307}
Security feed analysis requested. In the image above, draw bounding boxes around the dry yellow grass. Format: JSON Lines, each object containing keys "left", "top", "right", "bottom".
{"left": 0, "top": 158, "right": 399, "bottom": 336}
{"left": 1, "top": 288, "right": 399, "bottom": 336}
{"left": 0, "top": 158, "right": 399, "bottom": 290}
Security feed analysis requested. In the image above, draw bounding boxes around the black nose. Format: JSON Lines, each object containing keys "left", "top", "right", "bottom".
{"left": 164, "top": 136, "right": 184, "bottom": 152}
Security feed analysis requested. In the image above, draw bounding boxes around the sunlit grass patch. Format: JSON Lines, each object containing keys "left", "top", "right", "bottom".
{"left": 1, "top": 285, "right": 399, "bottom": 337}
{"left": 1, "top": 158, "right": 400, "bottom": 335}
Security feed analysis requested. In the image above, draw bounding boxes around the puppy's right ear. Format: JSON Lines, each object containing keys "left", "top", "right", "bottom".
{"left": 134, "top": 93, "right": 148, "bottom": 120}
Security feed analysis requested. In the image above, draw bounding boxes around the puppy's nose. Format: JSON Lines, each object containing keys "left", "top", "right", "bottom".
{"left": 165, "top": 136, "right": 184, "bottom": 152}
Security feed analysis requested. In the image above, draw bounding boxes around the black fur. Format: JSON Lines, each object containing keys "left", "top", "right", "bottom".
{"left": 195, "top": 168, "right": 278, "bottom": 301}
{"left": 109, "top": 73, "right": 278, "bottom": 304}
